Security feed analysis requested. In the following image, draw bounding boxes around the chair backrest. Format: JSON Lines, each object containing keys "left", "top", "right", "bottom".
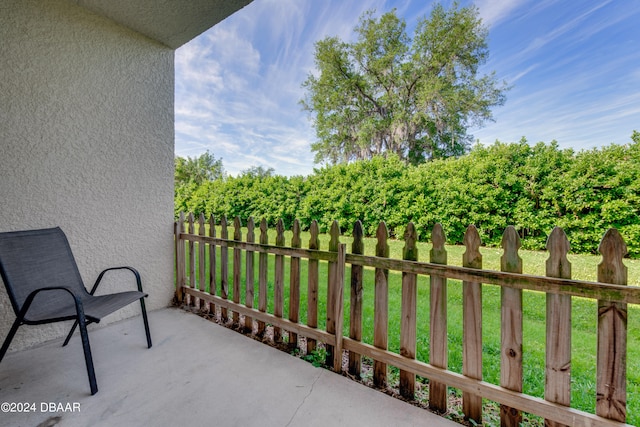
{"left": 0, "top": 227, "right": 87, "bottom": 315}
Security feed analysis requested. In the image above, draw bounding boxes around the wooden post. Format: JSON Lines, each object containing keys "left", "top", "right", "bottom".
{"left": 596, "top": 229, "right": 627, "bottom": 422}
{"left": 188, "top": 213, "right": 195, "bottom": 307}
{"left": 545, "top": 227, "right": 572, "bottom": 427}
{"left": 429, "top": 223, "right": 447, "bottom": 412}
{"left": 257, "top": 219, "right": 268, "bottom": 336}
{"left": 462, "top": 225, "right": 483, "bottom": 424}
{"left": 374, "top": 222, "right": 389, "bottom": 388}
{"left": 325, "top": 221, "right": 340, "bottom": 366}
{"left": 500, "top": 226, "right": 523, "bottom": 427}
{"left": 208, "top": 214, "right": 217, "bottom": 317}
{"left": 198, "top": 213, "right": 206, "bottom": 311}
{"left": 220, "top": 216, "right": 229, "bottom": 323}
{"left": 174, "top": 212, "right": 185, "bottom": 303}
{"left": 232, "top": 217, "right": 242, "bottom": 325}
{"left": 349, "top": 221, "right": 364, "bottom": 378}
{"left": 289, "top": 219, "right": 301, "bottom": 349}
{"left": 307, "top": 220, "right": 320, "bottom": 354}
{"left": 400, "top": 222, "right": 418, "bottom": 400}
{"left": 244, "top": 217, "right": 255, "bottom": 333}
{"left": 333, "top": 243, "right": 346, "bottom": 373}
{"left": 274, "top": 219, "right": 285, "bottom": 343}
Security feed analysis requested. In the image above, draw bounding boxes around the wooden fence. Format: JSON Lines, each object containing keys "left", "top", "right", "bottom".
{"left": 174, "top": 212, "right": 638, "bottom": 427}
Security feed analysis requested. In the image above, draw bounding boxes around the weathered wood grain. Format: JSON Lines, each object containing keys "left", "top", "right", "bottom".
{"left": 333, "top": 243, "right": 346, "bottom": 372}
{"left": 307, "top": 220, "right": 319, "bottom": 354}
{"left": 430, "top": 223, "right": 448, "bottom": 412}
{"left": 596, "top": 229, "right": 628, "bottom": 423}
{"left": 274, "top": 219, "right": 285, "bottom": 343}
{"left": 198, "top": 214, "right": 206, "bottom": 307}
{"left": 374, "top": 221, "right": 389, "bottom": 388}
{"left": 244, "top": 217, "right": 255, "bottom": 333}
{"left": 462, "top": 225, "right": 483, "bottom": 424}
{"left": 174, "top": 213, "right": 185, "bottom": 303}
{"left": 400, "top": 222, "right": 417, "bottom": 400}
{"left": 289, "top": 219, "right": 301, "bottom": 349}
{"left": 325, "top": 221, "right": 340, "bottom": 367}
{"left": 257, "top": 219, "right": 268, "bottom": 336}
{"left": 349, "top": 221, "right": 364, "bottom": 378}
{"left": 208, "top": 214, "right": 216, "bottom": 315}
{"left": 500, "top": 226, "right": 523, "bottom": 427}
{"left": 545, "top": 227, "right": 572, "bottom": 427}
{"left": 220, "top": 215, "right": 229, "bottom": 322}
{"left": 232, "top": 216, "right": 242, "bottom": 324}
{"left": 188, "top": 213, "right": 195, "bottom": 307}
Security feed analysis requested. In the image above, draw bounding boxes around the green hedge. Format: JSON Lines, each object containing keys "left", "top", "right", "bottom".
{"left": 176, "top": 136, "right": 640, "bottom": 258}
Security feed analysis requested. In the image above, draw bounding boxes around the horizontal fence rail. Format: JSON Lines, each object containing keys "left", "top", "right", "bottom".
{"left": 175, "top": 212, "right": 638, "bottom": 427}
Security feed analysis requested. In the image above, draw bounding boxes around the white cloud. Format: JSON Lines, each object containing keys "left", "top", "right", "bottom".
{"left": 474, "top": 0, "right": 529, "bottom": 27}
{"left": 175, "top": 0, "right": 388, "bottom": 176}
{"left": 517, "top": 1, "right": 612, "bottom": 58}
{"left": 175, "top": 0, "right": 640, "bottom": 176}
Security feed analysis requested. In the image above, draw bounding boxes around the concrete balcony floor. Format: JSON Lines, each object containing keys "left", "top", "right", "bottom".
{"left": 0, "top": 308, "right": 458, "bottom": 427}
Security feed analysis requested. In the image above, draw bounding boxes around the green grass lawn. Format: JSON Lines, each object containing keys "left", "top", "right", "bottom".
{"left": 181, "top": 224, "right": 640, "bottom": 425}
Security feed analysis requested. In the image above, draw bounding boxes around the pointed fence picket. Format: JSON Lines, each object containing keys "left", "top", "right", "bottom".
{"left": 325, "top": 221, "right": 340, "bottom": 366}
{"left": 429, "top": 223, "right": 448, "bottom": 412}
{"left": 400, "top": 222, "right": 418, "bottom": 400}
{"left": 373, "top": 222, "right": 390, "bottom": 388}
{"left": 175, "top": 213, "right": 639, "bottom": 427}
{"left": 274, "top": 219, "right": 285, "bottom": 343}
{"left": 257, "top": 219, "right": 268, "bottom": 336}
{"left": 306, "top": 220, "right": 320, "bottom": 354}
{"left": 288, "top": 220, "right": 301, "bottom": 349}
{"left": 187, "top": 212, "right": 195, "bottom": 308}
{"left": 462, "top": 225, "right": 483, "bottom": 423}
{"left": 219, "top": 216, "right": 229, "bottom": 322}
{"left": 500, "top": 226, "right": 523, "bottom": 427}
{"left": 545, "top": 226, "right": 572, "bottom": 427}
{"left": 597, "top": 229, "right": 628, "bottom": 422}
{"left": 208, "top": 214, "right": 216, "bottom": 314}
{"left": 244, "top": 217, "right": 255, "bottom": 333}
{"left": 349, "top": 221, "right": 364, "bottom": 378}
{"left": 198, "top": 214, "right": 206, "bottom": 307}
{"left": 233, "top": 217, "right": 242, "bottom": 325}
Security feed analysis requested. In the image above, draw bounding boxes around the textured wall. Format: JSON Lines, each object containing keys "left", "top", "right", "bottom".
{"left": 0, "top": 0, "right": 175, "bottom": 351}
{"left": 78, "top": 0, "right": 253, "bottom": 49}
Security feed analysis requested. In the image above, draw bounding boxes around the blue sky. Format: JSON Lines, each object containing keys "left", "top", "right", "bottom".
{"left": 175, "top": 0, "right": 640, "bottom": 176}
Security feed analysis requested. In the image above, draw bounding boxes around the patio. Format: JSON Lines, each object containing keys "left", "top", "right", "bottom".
{"left": 0, "top": 308, "right": 457, "bottom": 427}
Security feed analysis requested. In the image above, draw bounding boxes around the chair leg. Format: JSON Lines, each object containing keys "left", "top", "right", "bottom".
{"left": 140, "top": 297, "right": 152, "bottom": 348}
{"left": 63, "top": 320, "right": 79, "bottom": 347}
{"left": 76, "top": 311, "right": 98, "bottom": 395}
{"left": 67, "top": 299, "right": 151, "bottom": 350}
{"left": 0, "top": 318, "right": 22, "bottom": 363}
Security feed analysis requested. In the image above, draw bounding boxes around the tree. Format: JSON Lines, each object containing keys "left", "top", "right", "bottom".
{"left": 174, "top": 151, "right": 225, "bottom": 217}
{"left": 174, "top": 151, "right": 225, "bottom": 186}
{"left": 301, "top": 3, "right": 508, "bottom": 165}
{"left": 241, "top": 165, "right": 275, "bottom": 178}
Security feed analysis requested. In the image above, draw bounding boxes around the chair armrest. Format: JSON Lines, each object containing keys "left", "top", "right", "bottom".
{"left": 90, "top": 266, "right": 144, "bottom": 295}
{"left": 19, "top": 286, "right": 84, "bottom": 320}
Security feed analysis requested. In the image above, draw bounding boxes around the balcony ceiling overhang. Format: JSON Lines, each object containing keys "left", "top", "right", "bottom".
{"left": 74, "top": 0, "right": 253, "bottom": 49}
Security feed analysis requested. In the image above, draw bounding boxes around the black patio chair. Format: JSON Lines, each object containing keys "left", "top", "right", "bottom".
{"left": 0, "top": 227, "right": 151, "bottom": 395}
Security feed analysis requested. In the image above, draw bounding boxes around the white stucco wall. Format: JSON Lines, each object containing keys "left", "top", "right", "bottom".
{"left": 0, "top": 0, "right": 175, "bottom": 351}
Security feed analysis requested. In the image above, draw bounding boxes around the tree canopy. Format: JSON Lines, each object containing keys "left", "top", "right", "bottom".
{"left": 174, "top": 151, "right": 225, "bottom": 215}
{"left": 174, "top": 134, "right": 640, "bottom": 258}
{"left": 301, "top": 3, "right": 508, "bottom": 165}
{"left": 174, "top": 151, "right": 225, "bottom": 186}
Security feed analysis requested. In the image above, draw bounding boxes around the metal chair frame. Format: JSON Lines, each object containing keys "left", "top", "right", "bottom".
{"left": 0, "top": 227, "right": 152, "bottom": 395}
